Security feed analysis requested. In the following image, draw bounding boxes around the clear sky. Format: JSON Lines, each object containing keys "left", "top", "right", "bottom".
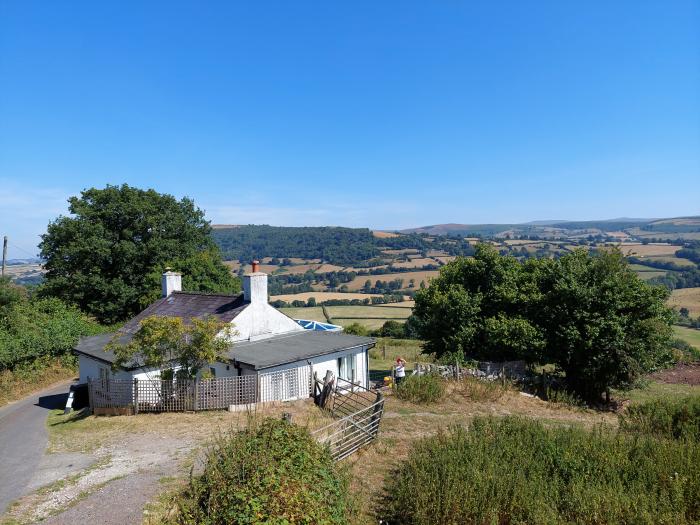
{"left": 1, "top": 1, "right": 699, "bottom": 258}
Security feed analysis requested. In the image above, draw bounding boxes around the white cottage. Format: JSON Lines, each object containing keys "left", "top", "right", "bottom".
{"left": 74, "top": 262, "right": 374, "bottom": 399}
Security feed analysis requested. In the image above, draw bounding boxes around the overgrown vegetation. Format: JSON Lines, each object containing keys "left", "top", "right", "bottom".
{"left": 171, "top": 418, "right": 353, "bottom": 524}
{"left": 412, "top": 245, "right": 675, "bottom": 401}
{"left": 0, "top": 277, "right": 104, "bottom": 371}
{"left": 382, "top": 417, "right": 700, "bottom": 524}
{"left": 620, "top": 396, "right": 700, "bottom": 441}
{"left": 395, "top": 374, "right": 445, "bottom": 403}
{"left": 40, "top": 184, "right": 239, "bottom": 324}
{"left": 0, "top": 355, "right": 77, "bottom": 406}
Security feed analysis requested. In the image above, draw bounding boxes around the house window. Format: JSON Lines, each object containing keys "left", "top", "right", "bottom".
{"left": 99, "top": 367, "right": 110, "bottom": 391}
{"left": 337, "top": 354, "right": 356, "bottom": 381}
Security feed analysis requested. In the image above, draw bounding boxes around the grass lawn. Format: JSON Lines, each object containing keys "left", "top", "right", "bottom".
{"left": 673, "top": 325, "right": 700, "bottom": 349}
{"left": 325, "top": 305, "right": 411, "bottom": 319}
{"left": 278, "top": 306, "right": 326, "bottom": 322}
{"left": 615, "top": 380, "right": 700, "bottom": 406}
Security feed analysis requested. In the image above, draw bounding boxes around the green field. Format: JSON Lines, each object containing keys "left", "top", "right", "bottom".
{"left": 674, "top": 325, "right": 700, "bottom": 349}
{"left": 325, "top": 305, "right": 411, "bottom": 320}
{"left": 278, "top": 306, "right": 326, "bottom": 322}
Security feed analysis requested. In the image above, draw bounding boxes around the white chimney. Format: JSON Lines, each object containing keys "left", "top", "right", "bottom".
{"left": 243, "top": 260, "right": 267, "bottom": 303}
{"left": 161, "top": 270, "right": 182, "bottom": 297}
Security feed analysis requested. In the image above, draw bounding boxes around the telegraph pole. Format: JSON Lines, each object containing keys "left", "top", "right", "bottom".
{"left": 1, "top": 236, "right": 6, "bottom": 277}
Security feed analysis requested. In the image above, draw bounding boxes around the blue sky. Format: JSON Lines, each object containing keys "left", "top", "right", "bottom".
{"left": 1, "top": 1, "right": 699, "bottom": 258}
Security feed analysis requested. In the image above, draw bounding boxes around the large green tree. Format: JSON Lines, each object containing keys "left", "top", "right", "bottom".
{"left": 40, "top": 184, "right": 239, "bottom": 324}
{"left": 412, "top": 245, "right": 674, "bottom": 400}
{"left": 412, "top": 244, "right": 546, "bottom": 362}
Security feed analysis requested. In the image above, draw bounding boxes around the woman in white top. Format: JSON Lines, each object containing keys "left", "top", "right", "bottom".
{"left": 395, "top": 357, "right": 406, "bottom": 388}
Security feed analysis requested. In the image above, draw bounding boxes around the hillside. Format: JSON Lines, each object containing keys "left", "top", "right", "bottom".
{"left": 402, "top": 216, "right": 700, "bottom": 239}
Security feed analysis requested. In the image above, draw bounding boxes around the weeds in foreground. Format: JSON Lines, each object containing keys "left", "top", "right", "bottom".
{"left": 164, "top": 418, "right": 353, "bottom": 524}
{"left": 382, "top": 416, "right": 700, "bottom": 525}
{"left": 620, "top": 395, "right": 700, "bottom": 441}
{"left": 395, "top": 374, "right": 445, "bottom": 403}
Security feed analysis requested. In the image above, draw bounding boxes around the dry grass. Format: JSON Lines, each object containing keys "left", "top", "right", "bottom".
{"left": 616, "top": 243, "right": 681, "bottom": 256}
{"left": 278, "top": 306, "right": 327, "bottom": 322}
{"left": 0, "top": 359, "right": 77, "bottom": 407}
{"left": 326, "top": 306, "right": 411, "bottom": 319}
{"left": 669, "top": 287, "right": 700, "bottom": 317}
{"left": 375, "top": 300, "right": 415, "bottom": 308}
{"left": 391, "top": 258, "right": 437, "bottom": 269}
{"left": 344, "top": 386, "right": 617, "bottom": 523}
{"left": 372, "top": 231, "right": 400, "bottom": 238}
{"left": 345, "top": 270, "right": 439, "bottom": 291}
{"left": 271, "top": 291, "right": 386, "bottom": 302}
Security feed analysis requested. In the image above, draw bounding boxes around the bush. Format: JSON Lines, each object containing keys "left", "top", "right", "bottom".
{"left": 453, "top": 376, "right": 505, "bottom": 402}
{"left": 343, "top": 323, "right": 370, "bottom": 337}
{"left": 620, "top": 396, "right": 700, "bottom": 441}
{"left": 175, "top": 418, "right": 353, "bottom": 524}
{"left": 383, "top": 417, "right": 700, "bottom": 524}
{"left": 396, "top": 374, "right": 445, "bottom": 403}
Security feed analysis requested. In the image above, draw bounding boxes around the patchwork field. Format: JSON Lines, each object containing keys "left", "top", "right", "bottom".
{"left": 325, "top": 305, "right": 411, "bottom": 320}
{"left": 669, "top": 287, "right": 700, "bottom": 317}
{"left": 345, "top": 270, "right": 439, "bottom": 291}
{"left": 616, "top": 243, "right": 681, "bottom": 256}
{"left": 271, "top": 291, "right": 394, "bottom": 303}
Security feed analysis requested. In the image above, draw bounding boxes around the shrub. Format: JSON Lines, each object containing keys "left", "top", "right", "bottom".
{"left": 382, "top": 417, "right": 700, "bottom": 524}
{"left": 175, "top": 418, "right": 352, "bottom": 524}
{"left": 620, "top": 396, "right": 700, "bottom": 441}
{"left": 343, "top": 323, "right": 370, "bottom": 337}
{"left": 453, "top": 376, "right": 505, "bottom": 402}
{"left": 396, "top": 374, "right": 445, "bottom": 403}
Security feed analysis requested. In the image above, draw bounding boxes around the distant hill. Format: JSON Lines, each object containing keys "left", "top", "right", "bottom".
{"left": 401, "top": 216, "right": 700, "bottom": 238}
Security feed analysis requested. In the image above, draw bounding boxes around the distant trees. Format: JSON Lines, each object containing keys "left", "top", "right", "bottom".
{"left": 39, "top": 185, "right": 239, "bottom": 324}
{"left": 412, "top": 245, "right": 674, "bottom": 401}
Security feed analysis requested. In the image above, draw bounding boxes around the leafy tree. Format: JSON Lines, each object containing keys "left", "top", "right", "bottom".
{"left": 109, "top": 316, "right": 235, "bottom": 378}
{"left": 537, "top": 249, "right": 674, "bottom": 400}
{"left": 413, "top": 245, "right": 674, "bottom": 401}
{"left": 413, "top": 244, "right": 545, "bottom": 362}
{"left": 39, "top": 184, "right": 239, "bottom": 324}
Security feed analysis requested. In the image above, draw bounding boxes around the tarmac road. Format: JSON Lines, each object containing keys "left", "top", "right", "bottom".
{"left": 0, "top": 381, "right": 72, "bottom": 514}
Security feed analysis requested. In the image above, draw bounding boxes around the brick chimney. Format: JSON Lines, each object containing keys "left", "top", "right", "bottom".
{"left": 243, "top": 260, "right": 267, "bottom": 303}
{"left": 161, "top": 269, "right": 182, "bottom": 297}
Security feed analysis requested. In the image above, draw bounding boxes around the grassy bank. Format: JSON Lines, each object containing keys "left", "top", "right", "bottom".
{"left": 0, "top": 356, "right": 77, "bottom": 406}
{"left": 383, "top": 417, "right": 700, "bottom": 524}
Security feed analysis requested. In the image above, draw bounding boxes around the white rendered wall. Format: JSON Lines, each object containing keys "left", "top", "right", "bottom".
{"left": 229, "top": 303, "right": 303, "bottom": 342}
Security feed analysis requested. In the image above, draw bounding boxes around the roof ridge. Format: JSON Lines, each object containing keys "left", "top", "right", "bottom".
{"left": 171, "top": 291, "right": 244, "bottom": 298}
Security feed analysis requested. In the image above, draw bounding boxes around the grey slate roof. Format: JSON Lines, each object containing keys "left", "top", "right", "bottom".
{"left": 75, "top": 332, "right": 135, "bottom": 367}
{"left": 76, "top": 330, "right": 374, "bottom": 371}
{"left": 121, "top": 292, "right": 248, "bottom": 335}
{"left": 228, "top": 331, "right": 375, "bottom": 370}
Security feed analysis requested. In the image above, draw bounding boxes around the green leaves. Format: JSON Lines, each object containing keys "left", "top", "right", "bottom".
{"left": 413, "top": 245, "right": 675, "bottom": 400}
{"left": 109, "top": 315, "right": 235, "bottom": 377}
{"left": 39, "top": 184, "right": 239, "bottom": 324}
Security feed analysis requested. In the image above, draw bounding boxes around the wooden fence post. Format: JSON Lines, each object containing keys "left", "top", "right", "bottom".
{"left": 87, "top": 377, "right": 93, "bottom": 412}
{"left": 371, "top": 391, "right": 384, "bottom": 438}
{"left": 193, "top": 379, "right": 199, "bottom": 411}
{"left": 133, "top": 378, "right": 139, "bottom": 415}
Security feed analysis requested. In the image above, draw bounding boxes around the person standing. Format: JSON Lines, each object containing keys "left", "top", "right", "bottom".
{"left": 394, "top": 357, "right": 406, "bottom": 388}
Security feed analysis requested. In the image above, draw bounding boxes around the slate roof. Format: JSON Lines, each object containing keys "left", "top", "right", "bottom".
{"left": 121, "top": 292, "right": 248, "bottom": 334}
{"left": 74, "top": 332, "right": 136, "bottom": 368}
{"left": 228, "top": 331, "right": 375, "bottom": 370}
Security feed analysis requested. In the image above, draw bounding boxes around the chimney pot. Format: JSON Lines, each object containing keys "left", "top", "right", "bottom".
{"left": 243, "top": 263, "right": 267, "bottom": 303}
